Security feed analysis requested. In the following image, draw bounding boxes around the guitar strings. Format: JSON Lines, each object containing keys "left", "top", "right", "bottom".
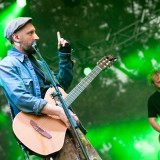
{"left": 65, "top": 66, "right": 102, "bottom": 106}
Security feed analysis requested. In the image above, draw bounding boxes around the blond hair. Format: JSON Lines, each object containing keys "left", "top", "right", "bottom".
{"left": 147, "top": 69, "right": 160, "bottom": 89}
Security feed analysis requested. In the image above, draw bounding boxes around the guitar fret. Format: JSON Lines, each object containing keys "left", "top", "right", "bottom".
{"left": 65, "top": 66, "right": 101, "bottom": 106}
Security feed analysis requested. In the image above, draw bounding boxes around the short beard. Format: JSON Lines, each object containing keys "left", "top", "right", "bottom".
{"left": 24, "top": 46, "right": 37, "bottom": 56}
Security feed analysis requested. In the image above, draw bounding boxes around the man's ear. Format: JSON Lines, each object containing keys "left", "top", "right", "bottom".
{"left": 12, "top": 33, "right": 20, "bottom": 43}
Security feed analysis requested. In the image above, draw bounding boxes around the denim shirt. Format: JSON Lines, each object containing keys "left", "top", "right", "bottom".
{"left": 0, "top": 47, "right": 73, "bottom": 117}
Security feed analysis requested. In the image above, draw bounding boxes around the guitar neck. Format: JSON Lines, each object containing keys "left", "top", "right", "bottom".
{"left": 65, "top": 66, "right": 102, "bottom": 106}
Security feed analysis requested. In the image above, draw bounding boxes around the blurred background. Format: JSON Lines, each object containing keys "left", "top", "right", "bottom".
{"left": 1, "top": 0, "right": 160, "bottom": 159}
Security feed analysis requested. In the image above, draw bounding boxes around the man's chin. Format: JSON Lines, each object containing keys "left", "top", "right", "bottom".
{"left": 25, "top": 47, "right": 36, "bottom": 56}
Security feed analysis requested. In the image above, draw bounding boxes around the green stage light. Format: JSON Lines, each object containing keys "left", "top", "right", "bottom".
{"left": 121, "top": 44, "right": 160, "bottom": 78}
{"left": 0, "top": 113, "right": 8, "bottom": 124}
{"left": 16, "top": 0, "right": 26, "bottom": 8}
{"left": 87, "top": 119, "right": 159, "bottom": 160}
{"left": 121, "top": 50, "right": 151, "bottom": 77}
{"left": 83, "top": 67, "right": 92, "bottom": 76}
{"left": 0, "top": 2, "right": 24, "bottom": 58}
{"left": 134, "top": 140, "right": 155, "bottom": 154}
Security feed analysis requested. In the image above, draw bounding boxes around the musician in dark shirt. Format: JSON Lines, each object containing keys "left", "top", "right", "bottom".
{"left": 148, "top": 69, "right": 160, "bottom": 132}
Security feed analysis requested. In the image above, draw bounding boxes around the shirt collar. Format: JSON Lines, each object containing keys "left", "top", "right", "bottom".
{"left": 7, "top": 47, "right": 26, "bottom": 62}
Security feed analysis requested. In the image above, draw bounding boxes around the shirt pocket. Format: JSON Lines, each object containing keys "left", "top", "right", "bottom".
{"left": 22, "top": 78, "right": 34, "bottom": 95}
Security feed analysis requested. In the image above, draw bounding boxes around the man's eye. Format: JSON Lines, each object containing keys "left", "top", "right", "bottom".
{"left": 28, "top": 31, "right": 34, "bottom": 35}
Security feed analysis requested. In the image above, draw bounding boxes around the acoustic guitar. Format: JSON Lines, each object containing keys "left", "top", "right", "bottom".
{"left": 12, "top": 54, "right": 117, "bottom": 156}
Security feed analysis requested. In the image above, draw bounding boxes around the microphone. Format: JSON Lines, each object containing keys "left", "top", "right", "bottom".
{"left": 32, "top": 41, "right": 37, "bottom": 48}
{"left": 32, "top": 41, "right": 39, "bottom": 52}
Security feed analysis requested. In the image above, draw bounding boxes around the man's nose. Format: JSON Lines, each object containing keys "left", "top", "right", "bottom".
{"left": 34, "top": 33, "right": 39, "bottom": 40}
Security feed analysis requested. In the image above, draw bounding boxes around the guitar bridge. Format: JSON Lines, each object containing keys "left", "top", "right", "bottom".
{"left": 30, "top": 120, "right": 52, "bottom": 139}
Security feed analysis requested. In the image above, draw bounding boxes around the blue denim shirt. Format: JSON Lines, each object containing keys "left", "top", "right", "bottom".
{"left": 0, "top": 47, "right": 73, "bottom": 117}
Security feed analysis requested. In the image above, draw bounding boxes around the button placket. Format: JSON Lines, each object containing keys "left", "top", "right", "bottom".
{"left": 24, "top": 57, "right": 41, "bottom": 98}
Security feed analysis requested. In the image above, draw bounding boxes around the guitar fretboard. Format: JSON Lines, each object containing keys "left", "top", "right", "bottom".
{"left": 65, "top": 66, "right": 102, "bottom": 106}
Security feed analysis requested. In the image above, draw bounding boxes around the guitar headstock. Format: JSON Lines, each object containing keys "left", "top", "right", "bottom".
{"left": 97, "top": 54, "right": 117, "bottom": 70}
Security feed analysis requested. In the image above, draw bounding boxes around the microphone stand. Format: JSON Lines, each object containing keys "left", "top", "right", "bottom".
{"left": 32, "top": 42, "right": 90, "bottom": 160}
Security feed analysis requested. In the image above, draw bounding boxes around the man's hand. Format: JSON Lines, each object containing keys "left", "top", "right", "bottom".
{"left": 58, "top": 107, "right": 79, "bottom": 128}
{"left": 42, "top": 103, "right": 79, "bottom": 128}
{"left": 57, "top": 31, "right": 69, "bottom": 50}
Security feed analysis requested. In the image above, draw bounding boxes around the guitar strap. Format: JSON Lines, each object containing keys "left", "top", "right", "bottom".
{"left": 28, "top": 55, "right": 51, "bottom": 85}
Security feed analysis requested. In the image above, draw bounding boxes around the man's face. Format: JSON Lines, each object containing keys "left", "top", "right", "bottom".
{"left": 152, "top": 72, "right": 160, "bottom": 89}
{"left": 13, "top": 23, "right": 39, "bottom": 54}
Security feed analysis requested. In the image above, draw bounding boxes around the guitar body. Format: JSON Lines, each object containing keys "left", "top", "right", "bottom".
{"left": 13, "top": 87, "right": 68, "bottom": 156}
